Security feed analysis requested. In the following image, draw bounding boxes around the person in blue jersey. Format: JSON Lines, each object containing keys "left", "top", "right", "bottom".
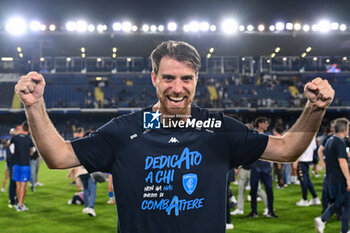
{"left": 16, "top": 40, "right": 334, "bottom": 233}
{"left": 8, "top": 121, "right": 35, "bottom": 211}
{"left": 5, "top": 127, "right": 18, "bottom": 208}
{"left": 247, "top": 117, "right": 276, "bottom": 218}
{"left": 314, "top": 118, "right": 350, "bottom": 233}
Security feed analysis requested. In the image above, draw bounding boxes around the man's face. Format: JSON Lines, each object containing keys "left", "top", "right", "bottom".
{"left": 152, "top": 56, "right": 198, "bottom": 116}
{"left": 260, "top": 121, "right": 269, "bottom": 131}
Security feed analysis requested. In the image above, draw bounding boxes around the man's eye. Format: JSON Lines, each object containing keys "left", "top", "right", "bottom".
{"left": 182, "top": 77, "right": 193, "bottom": 81}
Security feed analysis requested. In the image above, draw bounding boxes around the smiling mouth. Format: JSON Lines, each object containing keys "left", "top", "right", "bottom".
{"left": 167, "top": 96, "right": 186, "bottom": 103}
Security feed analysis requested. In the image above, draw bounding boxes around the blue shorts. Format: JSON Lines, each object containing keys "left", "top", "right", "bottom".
{"left": 12, "top": 165, "right": 31, "bottom": 182}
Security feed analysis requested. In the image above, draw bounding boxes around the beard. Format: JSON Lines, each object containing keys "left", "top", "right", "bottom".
{"left": 156, "top": 87, "right": 195, "bottom": 123}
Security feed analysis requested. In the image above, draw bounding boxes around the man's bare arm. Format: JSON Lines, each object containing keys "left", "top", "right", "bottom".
{"left": 318, "top": 145, "right": 326, "bottom": 171}
{"left": 338, "top": 158, "right": 350, "bottom": 191}
{"left": 261, "top": 78, "right": 334, "bottom": 162}
{"left": 15, "top": 72, "right": 80, "bottom": 169}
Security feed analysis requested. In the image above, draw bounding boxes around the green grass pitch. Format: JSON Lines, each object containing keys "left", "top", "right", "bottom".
{"left": 0, "top": 161, "right": 342, "bottom": 232}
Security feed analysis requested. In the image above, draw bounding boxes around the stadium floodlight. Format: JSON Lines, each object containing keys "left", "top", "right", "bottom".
{"left": 127, "top": 57, "right": 132, "bottom": 62}
{"left": 221, "top": 19, "right": 238, "bottom": 34}
{"left": 5, "top": 17, "right": 27, "bottom": 35}
{"left": 318, "top": 20, "right": 330, "bottom": 32}
{"left": 131, "top": 25, "right": 138, "bottom": 32}
{"left": 122, "top": 22, "right": 132, "bottom": 32}
{"left": 269, "top": 25, "right": 275, "bottom": 31}
{"left": 29, "top": 20, "right": 41, "bottom": 31}
{"left": 294, "top": 23, "right": 301, "bottom": 31}
{"left": 286, "top": 22, "right": 293, "bottom": 30}
{"left": 275, "top": 22, "right": 284, "bottom": 31}
{"left": 88, "top": 24, "right": 95, "bottom": 32}
{"left": 112, "top": 53, "right": 116, "bottom": 58}
{"left": 247, "top": 25, "right": 254, "bottom": 31}
{"left": 339, "top": 24, "right": 347, "bottom": 31}
{"left": 312, "top": 24, "right": 319, "bottom": 31}
{"left": 81, "top": 47, "right": 85, "bottom": 53}
{"left": 266, "top": 59, "right": 271, "bottom": 63}
{"left": 49, "top": 24, "right": 56, "bottom": 31}
{"left": 343, "top": 57, "right": 348, "bottom": 61}
{"left": 142, "top": 24, "right": 150, "bottom": 32}
{"left": 97, "top": 57, "right": 102, "bottom": 62}
{"left": 189, "top": 21, "right": 200, "bottom": 32}
{"left": 113, "top": 22, "right": 122, "bottom": 31}
{"left": 306, "top": 47, "right": 312, "bottom": 52}
{"left": 167, "top": 22, "right": 177, "bottom": 31}
{"left": 242, "top": 57, "right": 245, "bottom": 61}
{"left": 239, "top": 25, "right": 245, "bottom": 31}
{"left": 17, "top": 47, "right": 22, "bottom": 52}
{"left": 150, "top": 25, "right": 157, "bottom": 32}
{"left": 275, "top": 47, "right": 280, "bottom": 53}
{"left": 66, "top": 57, "right": 71, "bottom": 62}
{"left": 97, "top": 24, "right": 107, "bottom": 32}
{"left": 82, "top": 53, "right": 86, "bottom": 58}
{"left": 330, "top": 22, "right": 339, "bottom": 30}
{"left": 258, "top": 24, "right": 265, "bottom": 32}
{"left": 40, "top": 57, "right": 45, "bottom": 62}
{"left": 283, "top": 57, "right": 287, "bottom": 61}
{"left": 113, "top": 47, "right": 117, "bottom": 53}
{"left": 326, "top": 58, "right": 330, "bottom": 63}
{"left": 76, "top": 20, "right": 88, "bottom": 32}
{"left": 313, "top": 57, "right": 318, "bottom": 61}
{"left": 303, "top": 24, "right": 310, "bottom": 32}
{"left": 19, "top": 53, "right": 23, "bottom": 58}
{"left": 183, "top": 24, "right": 190, "bottom": 32}
{"left": 66, "top": 21, "right": 76, "bottom": 31}
{"left": 1, "top": 57, "right": 14, "bottom": 61}
{"left": 210, "top": 25, "right": 216, "bottom": 31}
{"left": 301, "top": 53, "right": 307, "bottom": 58}
{"left": 271, "top": 53, "right": 276, "bottom": 58}
{"left": 158, "top": 25, "right": 164, "bottom": 32}
{"left": 209, "top": 48, "right": 214, "bottom": 53}
{"left": 40, "top": 24, "right": 46, "bottom": 31}
{"left": 206, "top": 53, "right": 211, "bottom": 59}
{"left": 199, "top": 21, "right": 209, "bottom": 31}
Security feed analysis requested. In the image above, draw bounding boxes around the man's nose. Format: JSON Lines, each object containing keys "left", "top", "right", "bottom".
{"left": 172, "top": 78, "right": 183, "bottom": 94}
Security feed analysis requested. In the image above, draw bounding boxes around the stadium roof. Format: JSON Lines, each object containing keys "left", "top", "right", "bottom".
{"left": 1, "top": 0, "right": 350, "bottom": 57}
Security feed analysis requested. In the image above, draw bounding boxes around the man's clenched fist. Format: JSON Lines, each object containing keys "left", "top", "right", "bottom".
{"left": 304, "top": 77, "right": 335, "bottom": 110}
{"left": 15, "top": 71, "right": 46, "bottom": 107}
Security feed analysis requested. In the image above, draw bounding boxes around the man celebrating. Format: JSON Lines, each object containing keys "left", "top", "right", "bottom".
{"left": 16, "top": 40, "right": 334, "bottom": 232}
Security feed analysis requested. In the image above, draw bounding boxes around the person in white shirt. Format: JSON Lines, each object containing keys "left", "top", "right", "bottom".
{"left": 295, "top": 137, "right": 321, "bottom": 206}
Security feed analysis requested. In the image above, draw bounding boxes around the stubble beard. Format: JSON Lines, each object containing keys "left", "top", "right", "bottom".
{"left": 157, "top": 87, "right": 195, "bottom": 124}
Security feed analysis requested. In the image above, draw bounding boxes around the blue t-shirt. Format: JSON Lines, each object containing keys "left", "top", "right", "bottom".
{"left": 325, "top": 135, "right": 349, "bottom": 184}
{"left": 71, "top": 106, "right": 268, "bottom": 233}
{"left": 10, "top": 134, "right": 34, "bottom": 166}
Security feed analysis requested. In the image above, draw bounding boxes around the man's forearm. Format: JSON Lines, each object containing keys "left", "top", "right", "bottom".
{"left": 283, "top": 101, "right": 325, "bottom": 161}
{"left": 25, "top": 98, "right": 79, "bottom": 169}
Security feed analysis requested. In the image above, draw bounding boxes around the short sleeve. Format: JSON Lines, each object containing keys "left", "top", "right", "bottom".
{"left": 71, "top": 119, "right": 119, "bottom": 173}
{"left": 224, "top": 116, "right": 268, "bottom": 167}
{"left": 335, "top": 139, "right": 348, "bottom": 160}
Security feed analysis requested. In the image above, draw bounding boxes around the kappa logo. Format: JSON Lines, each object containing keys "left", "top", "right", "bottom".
{"left": 143, "top": 110, "right": 161, "bottom": 129}
{"left": 168, "top": 137, "right": 179, "bottom": 143}
{"left": 182, "top": 173, "right": 198, "bottom": 195}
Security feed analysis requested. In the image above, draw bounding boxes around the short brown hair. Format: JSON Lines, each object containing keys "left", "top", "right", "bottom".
{"left": 255, "top": 117, "right": 268, "bottom": 128}
{"left": 21, "top": 121, "right": 29, "bottom": 132}
{"left": 150, "top": 40, "right": 201, "bottom": 75}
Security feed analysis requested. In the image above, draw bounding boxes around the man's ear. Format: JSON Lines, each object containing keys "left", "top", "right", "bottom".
{"left": 151, "top": 71, "right": 157, "bottom": 88}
